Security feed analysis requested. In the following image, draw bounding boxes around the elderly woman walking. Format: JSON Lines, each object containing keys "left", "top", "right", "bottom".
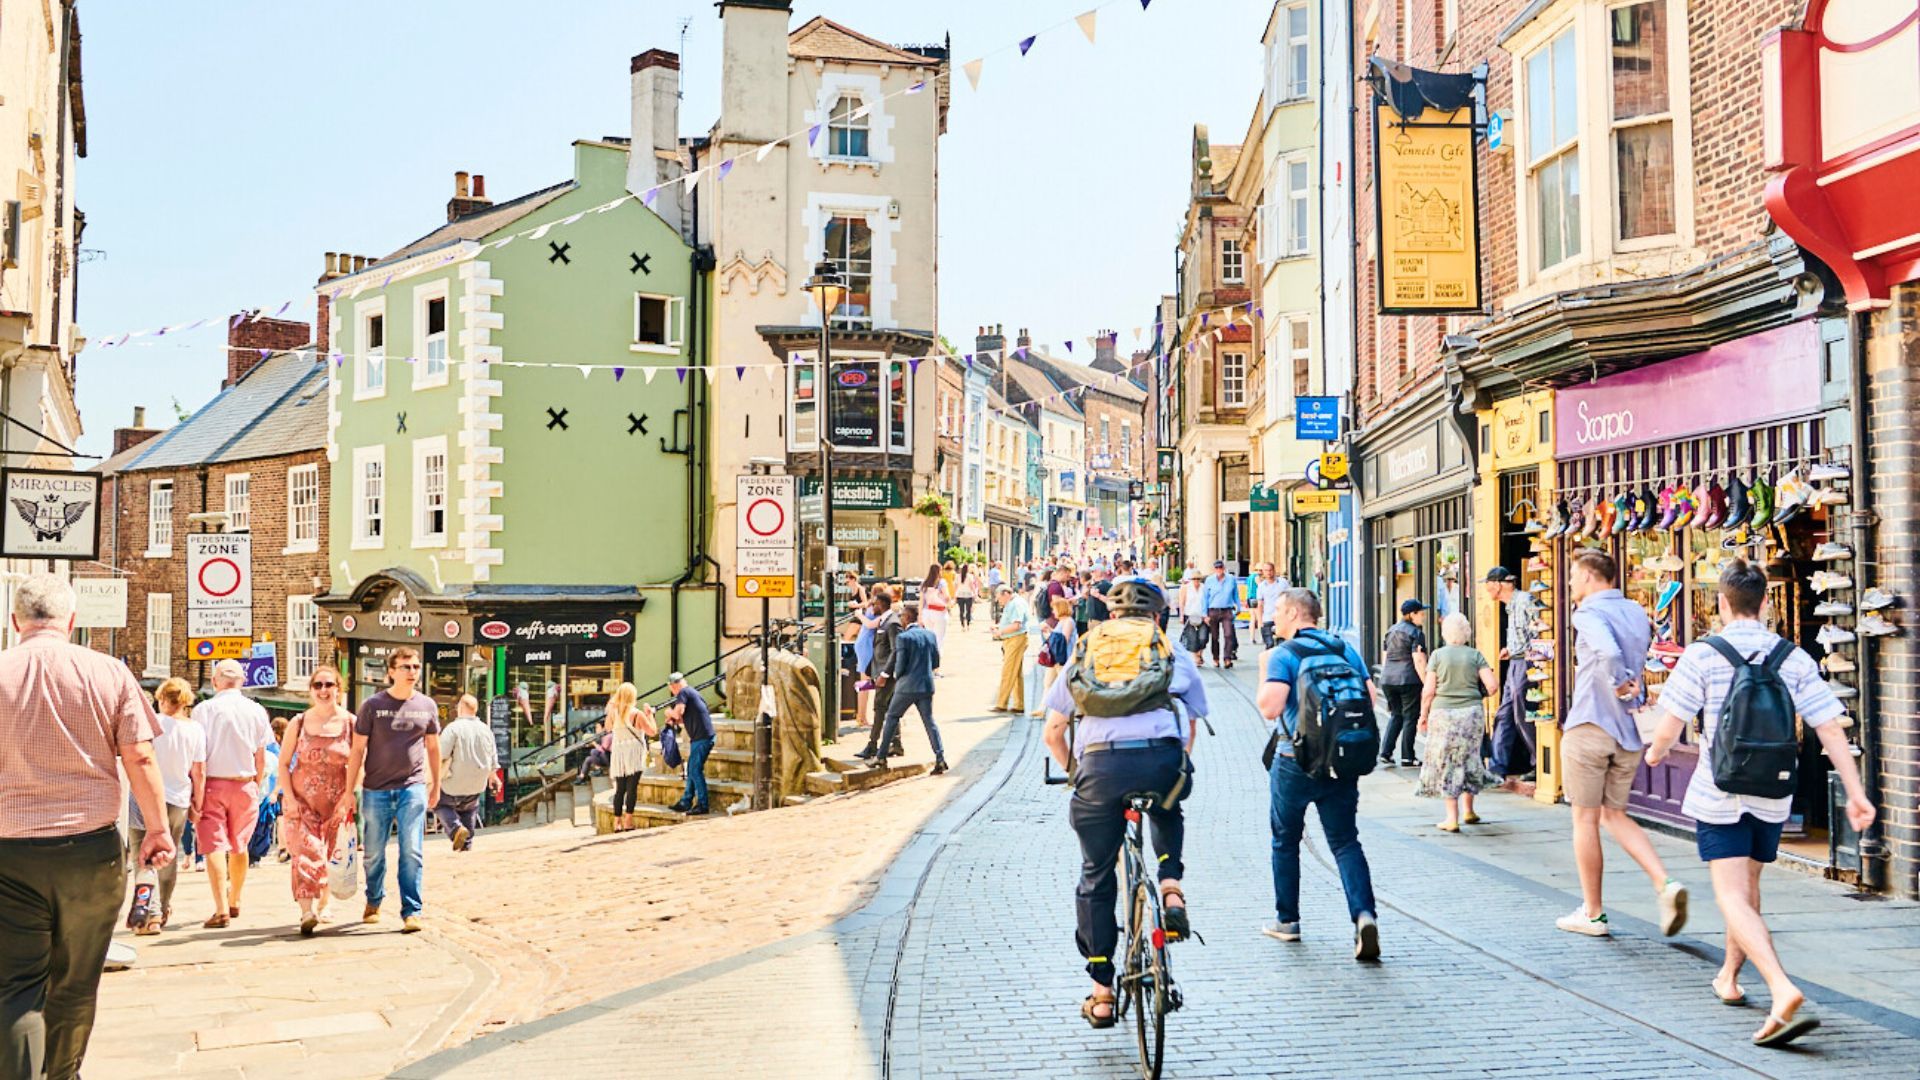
{"left": 279, "top": 665, "right": 356, "bottom": 936}
{"left": 1417, "top": 612, "right": 1501, "bottom": 832}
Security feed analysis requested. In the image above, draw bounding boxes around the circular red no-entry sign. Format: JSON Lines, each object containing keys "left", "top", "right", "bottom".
{"left": 197, "top": 557, "right": 243, "bottom": 598}
{"left": 745, "top": 497, "right": 786, "bottom": 538}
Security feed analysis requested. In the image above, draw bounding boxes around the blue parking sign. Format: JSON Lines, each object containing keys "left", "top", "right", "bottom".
{"left": 1295, "top": 397, "right": 1341, "bottom": 441}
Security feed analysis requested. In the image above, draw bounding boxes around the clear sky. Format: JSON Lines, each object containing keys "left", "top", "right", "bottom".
{"left": 73, "top": 0, "right": 1264, "bottom": 456}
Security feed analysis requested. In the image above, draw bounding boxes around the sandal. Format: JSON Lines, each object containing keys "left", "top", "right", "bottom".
{"left": 1753, "top": 1010, "right": 1818, "bottom": 1048}
{"left": 1462, "top": 813, "right": 1483, "bottom": 825}
{"left": 300, "top": 914, "right": 319, "bottom": 937}
{"left": 202, "top": 913, "right": 230, "bottom": 929}
{"left": 1712, "top": 974, "right": 1748, "bottom": 1007}
{"left": 1161, "top": 883, "right": 1191, "bottom": 941}
{"left": 1080, "top": 991, "right": 1117, "bottom": 1029}
{"left": 1436, "top": 821, "right": 1460, "bottom": 833}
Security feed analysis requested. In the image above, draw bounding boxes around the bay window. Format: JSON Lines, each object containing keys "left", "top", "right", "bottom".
{"left": 1527, "top": 27, "right": 1581, "bottom": 270}
{"left": 1610, "top": 1, "right": 1675, "bottom": 241}
{"left": 824, "top": 215, "right": 873, "bottom": 329}
{"left": 788, "top": 352, "right": 912, "bottom": 453}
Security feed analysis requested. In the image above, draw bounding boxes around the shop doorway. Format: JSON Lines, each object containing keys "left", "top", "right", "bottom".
{"left": 1366, "top": 496, "right": 1470, "bottom": 664}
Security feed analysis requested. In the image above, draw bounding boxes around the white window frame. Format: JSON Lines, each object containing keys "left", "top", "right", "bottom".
{"left": 412, "top": 436, "right": 449, "bottom": 548}
{"left": 1121, "top": 421, "right": 1132, "bottom": 469}
{"left": 1221, "top": 238, "right": 1245, "bottom": 285}
{"left": 1606, "top": 0, "right": 1680, "bottom": 250}
{"left": 1221, "top": 349, "right": 1248, "bottom": 409}
{"left": 145, "top": 594, "right": 172, "bottom": 679}
{"left": 286, "top": 595, "right": 319, "bottom": 690}
{"left": 354, "top": 298, "right": 387, "bottom": 401}
{"left": 224, "top": 472, "right": 250, "bottom": 533}
{"left": 826, "top": 93, "right": 872, "bottom": 161}
{"left": 631, "top": 293, "right": 685, "bottom": 355}
{"left": 413, "top": 281, "right": 450, "bottom": 388}
{"left": 1524, "top": 24, "right": 1583, "bottom": 274}
{"left": 1506, "top": 0, "right": 1695, "bottom": 292}
{"left": 1286, "top": 156, "right": 1312, "bottom": 256}
{"left": 285, "top": 463, "right": 320, "bottom": 555}
{"left": 1285, "top": 3, "right": 1311, "bottom": 100}
{"left": 352, "top": 445, "right": 385, "bottom": 550}
{"left": 146, "top": 479, "right": 173, "bottom": 557}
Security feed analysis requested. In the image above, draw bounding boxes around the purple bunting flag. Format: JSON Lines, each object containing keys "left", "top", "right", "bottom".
{"left": 909, "top": 358, "right": 922, "bottom": 374}
{"left": 230, "top": 313, "right": 245, "bottom": 330}
{"left": 1019, "top": 35, "right": 1036, "bottom": 55}
{"left": 808, "top": 123, "right": 823, "bottom": 147}
{"left": 735, "top": 366, "right": 746, "bottom": 380}
{"left": 613, "top": 367, "right": 625, "bottom": 383}
{"left": 1200, "top": 312, "right": 1210, "bottom": 327}
{"left": 644, "top": 187, "right": 660, "bottom": 208}
{"left": 676, "top": 367, "right": 688, "bottom": 383}
{"left": 908, "top": 80, "right": 926, "bottom": 93}
{"left": 1064, "top": 340, "right": 1074, "bottom": 353}
{"left": 1255, "top": 307, "right": 1265, "bottom": 319}
{"left": 718, "top": 158, "right": 734, "bottom": 182}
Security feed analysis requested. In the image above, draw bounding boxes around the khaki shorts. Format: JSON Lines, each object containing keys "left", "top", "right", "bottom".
{"left": 1561, "top": 724, "right": 1640, "bottom": 810}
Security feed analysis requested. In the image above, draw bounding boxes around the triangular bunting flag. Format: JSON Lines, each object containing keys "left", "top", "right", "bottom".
{"left": 675, "top": 368, "right": 687, "bottom": 384}
{"left": 757, "top": 141, "right": 776, "bottom": 162}
{"left": 963, "top": 58, "right": 984, "bottom": 90}
{"left": 258, "top": 349, "right": 270, "bottom": 361}
{"left": 530, "top": 223, "right": 552, "bottom": 241}
{"left": 578, "top": 365, "right": 593, "bottom": 379}
{"left": 685, "top": 171, "right": 700, "bottom": 195}
{"left": 735, "top": 366, "right": 746, "bottom": 380}
{"left": 1255, "top": 307, "right": 1265, "bottom": 319}
{"left": 909, "top": 358, "right": 922, "bottom": 374}
{"left": 1019, "top": 35, "right": 1036, "bottom": 55}
{"left": 717, "top": 158, "right": 734, "bottom": 182}
{"left": 1077, "top": 10, "right": 1098, "bottom": 42}
{"left": 763, "top": 365, "right": 778, "bottom": 382}
{"left": 643, "top": 187, "right": 660, "bottom": 208}
{"left": 1200, "top": 312, "right": 1210, "bottom": 327}
{"left": 908, "top": 80, "right": 926, "bottom": 94}
{"left": 562, "top": 212, "right": 584, "bottom": 226}
{"left": 613, "top": 367, "right": 625, "bottom": 382}
{"left": 642, "top": 367, "right": 658, "bottom": 384}
{"left": 808, "top": 123, "right": 823, "bottom": 146}
{"left": 702, "top": 367, "right": 717, "bottom": 385}
{"left": 1141, "top": 0, "right": 1151, "bottom": 9}
{"left": 1065, "top": 340, "right": 1074, "bottom": 353}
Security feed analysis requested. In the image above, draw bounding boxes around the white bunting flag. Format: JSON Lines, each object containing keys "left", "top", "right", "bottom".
{"left": 1076, "top": 10, "right": 1098, "bottom": 43}
{"left": 756, "top": 141, "right": 776, "bottom": 162}
{"left": 685, "top": 171, "right": 701, "bottom": 196}
{"left": 577, "top": 365, "right": 593, "bottom": 379}
{"left": 530, "top": 223, "right": 553, "bottom": 241}
{"left": 642, "top": 367, "right": 658, "bottom": 384}
{"left": 702, "top": 367, "right": 718, "bottom": 385}
{"left": 963, "top": 58, "right": 984, "bottom": 90}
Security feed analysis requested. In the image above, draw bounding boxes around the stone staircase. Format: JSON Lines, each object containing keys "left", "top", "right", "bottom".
{"left": 519, "top": 717, "right": 927, "bottom": 835}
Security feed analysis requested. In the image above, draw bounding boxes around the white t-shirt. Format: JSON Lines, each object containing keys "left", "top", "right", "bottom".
{"left": 1257, "top": 578, "right": 1292, "bottom": 623}
{"left": 1658, "top": 619, "right": 1843, "bottom": 825}
{"left": 153, "top": 714, "right": 207, "bottom": 808}
{"left": 196, "top": 689, "right": 274, "bottom": 779}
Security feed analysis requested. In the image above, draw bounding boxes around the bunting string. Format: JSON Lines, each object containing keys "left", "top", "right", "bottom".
{"left": 90, "top": 0, "right": 1153, "bottom": 351}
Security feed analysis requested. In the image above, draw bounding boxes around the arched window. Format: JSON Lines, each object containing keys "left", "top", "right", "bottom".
{"left": 828, "top": 94, "right": 870, "bottom": 158}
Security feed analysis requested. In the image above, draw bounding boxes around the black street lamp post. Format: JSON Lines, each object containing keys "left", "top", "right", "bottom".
{"left": 804, "top": 261, "right": 846, "bottom": 745}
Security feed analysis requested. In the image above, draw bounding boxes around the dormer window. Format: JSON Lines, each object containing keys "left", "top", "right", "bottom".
{"left": 828, "top": 95, "right": 870, "bottom": 159}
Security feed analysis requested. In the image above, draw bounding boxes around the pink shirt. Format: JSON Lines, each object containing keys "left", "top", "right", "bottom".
{"left": 0, "top": 628, "right": 161, "bottom": 838}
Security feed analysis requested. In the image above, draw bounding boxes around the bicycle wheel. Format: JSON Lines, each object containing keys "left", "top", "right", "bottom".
{"left": 1118, "top": 880, "right": 1143, "bottom": 1024}
{"left": 1129, "top": 881, "right": 1168, "bottom": 1080}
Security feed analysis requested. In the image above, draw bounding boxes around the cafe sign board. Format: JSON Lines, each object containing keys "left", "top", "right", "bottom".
{"left": 1373, "top": 104, "right": 1482, "bottom": 314}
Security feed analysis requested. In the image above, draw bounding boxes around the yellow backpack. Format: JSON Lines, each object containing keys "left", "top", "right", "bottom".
{"left": 1066, "top": 617, "right": 1177, "bottom": 718}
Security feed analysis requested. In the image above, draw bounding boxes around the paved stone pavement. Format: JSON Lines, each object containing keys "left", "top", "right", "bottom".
{"left": 401, "top": 648, "right": 1920, "bottom": 1079}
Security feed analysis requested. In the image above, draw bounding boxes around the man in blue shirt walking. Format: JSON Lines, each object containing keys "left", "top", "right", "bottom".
{"left": 1255, "top": 587, "right": 1382, "bottom": 961}
{"left": 1201, "top": 560, "right": 1241, "bottom": 668}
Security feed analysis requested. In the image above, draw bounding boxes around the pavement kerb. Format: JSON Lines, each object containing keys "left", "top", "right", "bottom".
{"left": 390, "top": 712, "right": 1035, "bottom": 1079}
{"left": 401, "top": 920, "right": 506, "bottom": 1062}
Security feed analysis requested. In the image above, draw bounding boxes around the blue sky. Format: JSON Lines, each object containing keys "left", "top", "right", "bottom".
{"left": 73, "top": 0, "right": 1264, "bottom": 456}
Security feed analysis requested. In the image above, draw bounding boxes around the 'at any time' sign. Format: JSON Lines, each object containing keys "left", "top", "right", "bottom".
{"left": 736, "top": 475, "right": 796, "bottom": 598}
{"left": 187, "top": 533, "right": 253, "bottom": 638}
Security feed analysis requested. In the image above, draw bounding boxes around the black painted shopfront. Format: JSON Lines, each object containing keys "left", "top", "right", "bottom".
{"left": 1358, "top": 393, "right": 1476, "bottom": 665}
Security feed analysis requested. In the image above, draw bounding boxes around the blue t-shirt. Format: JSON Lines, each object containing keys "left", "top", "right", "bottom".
{"left": 1264, "top": 628, "right": 1372, "bottom": 751}
{"left": 674, "top": 686, "right": 714, "bottom": 742}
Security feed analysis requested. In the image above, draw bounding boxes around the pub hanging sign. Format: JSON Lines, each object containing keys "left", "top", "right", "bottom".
{"left": 1373, "top": 102, "right": 1483, "bottom": 315}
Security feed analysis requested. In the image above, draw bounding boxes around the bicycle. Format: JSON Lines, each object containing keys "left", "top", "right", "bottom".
{"left": 1045, "top": 757, "right": 1183, "bottom": 1080}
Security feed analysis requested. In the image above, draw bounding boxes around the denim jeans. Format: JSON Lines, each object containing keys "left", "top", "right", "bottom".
{"left": 1489, "top": 657, "right": 1537, "bottom": 776}
{"left": 1269, "top": 753, "right": 1375, "bottom": 926}
{"left": 360, "top": 784, "right": 428, "bottom": 918}
{"left": 680, "top": 737, "right": 715, "bottom": 809}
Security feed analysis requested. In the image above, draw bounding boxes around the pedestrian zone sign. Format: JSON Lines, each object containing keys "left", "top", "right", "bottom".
{"left": 190, "top": 637, "right": 250, "bottom": 660}
{"left": 187, "top": 534, "right": 252, "bottom": 638}
{"left": 736, "top": 475, "right": 796, "bottom": 599}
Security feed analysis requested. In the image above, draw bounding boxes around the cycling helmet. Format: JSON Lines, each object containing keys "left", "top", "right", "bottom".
{"left": 1105, "top": 576, "right": 1168, "bottom": 618}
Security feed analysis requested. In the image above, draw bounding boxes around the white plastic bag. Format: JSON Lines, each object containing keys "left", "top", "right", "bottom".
{"left": 328, "top": 824, "right": 359, "bottom": 900}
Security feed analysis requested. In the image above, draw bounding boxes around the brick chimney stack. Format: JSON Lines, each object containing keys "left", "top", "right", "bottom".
{"left": 316, "top": 252, "right": 374, "bottom": 354}
{"left": 227, "top": 311, "right": 311, "bottom": 387}
{"left": 1016, "top": 327, "right": 1032, "bottom": 349}
{"left": 974, "top": 323, "right": 1005, "bottom": 371}
{"left": 112, "top": 406, "right": 161, "bottom": 456}
{"left": 448, "top": 170, "right": 494, "bottom": 222}
{"left": 1091, "top": 330, "right": 1124, "bottom": 374}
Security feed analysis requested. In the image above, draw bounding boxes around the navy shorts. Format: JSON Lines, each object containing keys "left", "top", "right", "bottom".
{"left": 1696, "top": 814, "right": 1784, "bottom": 864}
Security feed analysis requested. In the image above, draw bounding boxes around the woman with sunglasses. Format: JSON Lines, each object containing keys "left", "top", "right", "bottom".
{"left": 278, "top": 665, "right": 355, "bottom": 936}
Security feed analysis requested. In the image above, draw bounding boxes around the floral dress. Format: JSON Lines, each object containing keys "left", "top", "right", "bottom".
{"left": 1415, "top": 645, "right": 1499, "bottom": 799}
{"left": 285, "top": 712, "right": 353, "bottom": 900}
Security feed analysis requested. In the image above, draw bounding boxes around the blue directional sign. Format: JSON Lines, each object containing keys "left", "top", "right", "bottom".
{"left": 1487, "top": 110, "right": 1506, "bottom": 152}
{"left": 1295, "top": 397, "right": 1341, "bottom": 441}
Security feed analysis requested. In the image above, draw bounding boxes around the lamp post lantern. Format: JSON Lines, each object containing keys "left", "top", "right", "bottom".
{"left": 804, "top": 261, "right": 847, "bottom": 742}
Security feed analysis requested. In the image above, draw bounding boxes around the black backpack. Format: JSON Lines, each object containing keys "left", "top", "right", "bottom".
{"left": 1264, "top": 632, "right": 1379, "bottom": 779}
{"left": 1701, "top": 637, "right": 1801, "bottom": 799}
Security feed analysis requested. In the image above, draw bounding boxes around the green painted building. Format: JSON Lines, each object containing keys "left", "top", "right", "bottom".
{"left": 315, "top": 140, "right": 717, "bottom": 752}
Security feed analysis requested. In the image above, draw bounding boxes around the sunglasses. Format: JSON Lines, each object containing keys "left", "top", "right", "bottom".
{"left": 311, "top": 682, "right": 339, "bottom": 690}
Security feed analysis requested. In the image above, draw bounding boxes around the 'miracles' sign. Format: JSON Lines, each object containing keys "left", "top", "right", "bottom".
{"left": 0, "top": 469, "right": 101, "bottom": 560}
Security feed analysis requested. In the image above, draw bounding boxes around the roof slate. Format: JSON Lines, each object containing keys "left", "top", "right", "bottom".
{"left": 122, "top": 351, "right": 327, "bottom": 471}
{"left": 788, "top": 17, "right": 941, "bottom": 66}
{"left": 379, "top": 181, "right": 574, "bottom": 266}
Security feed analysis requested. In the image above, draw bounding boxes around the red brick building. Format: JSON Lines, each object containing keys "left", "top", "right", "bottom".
{"left": 92, "top": 315, "right": 334, "bottom": 713}
{"left": 1349, "top": 0, "right": 1898, "bottom": 888}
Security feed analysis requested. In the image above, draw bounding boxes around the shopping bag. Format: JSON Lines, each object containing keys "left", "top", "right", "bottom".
{"left": 328, "top": 825, "right": 360, "bottom": 900}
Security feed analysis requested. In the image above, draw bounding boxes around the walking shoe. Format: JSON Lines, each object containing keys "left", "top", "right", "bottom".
{"left": 1698, "top": 479, "right": 1728, "bottom": 529}
{"left": 1810, "top": 461, "right": 1850, "bottom": 482}
{"left": 362, "top": 905, "right": 381, "bottom": 924}
{"left": 1657, "top": 879, "right": 1689, "bottom": 937}
{"left": 1812, "top": 542, "right": 1853, "bottom": 562}
{"left": 930, "top": 759, "right": 949, "bottom": 776}
{"left": 1595, "top": 498, "right": 1618, "bottom": 537}
{"left": 1860, "top": 587, "right": 1896, "bottom": 611}
{"left": 1644, "top": 554, "right": 1686, "bottom": 574}
{"left": 1858, "top": 614, "right": 1899, "bottom": 637}
{"left": 1821, "top": 651, "right": 1857, "bottom": 674}
{"left": 1826, "top": 680, "right": 1858, "bottom": 700}
{"left": 687, "top": 804, "right": 711, "bottom": 816}
{"left": 1379, "top": 755, "right": 1396, "bottom": 767}
{"left": 1814, "top": 600, "right": 1854, "bottom": 617}
{"left": 1527, "top": 667, "right": 1549, "bottom": 683}
{"left": 1810, "top": 486, "right": 1849, "bottom": 508}
{"left": 1529, "top": 579, "right": 1551, "bottom": 594}
{"left": 1526, "top": 688, "right": 1548, "bottom": 704}
{"left": 853, "top": 747, "right": 876, "bottom": 760}
{"left": 1261, "top": 920, "right": 1302, "bottom": 942}
{"left": 1527, "top": 642, "right": 1554, "bottom": 662}
{"left": 1773, "top": 469, "right": 1811, "bottom": 525}
{"left": 1816, "top": 623, "right": 1856, "bottom": 648}
{"left": 1749, "top": 474, "right": 1775, "bottom": 529}
{"left": 1612, "top": 492, "right": 1634, "bottom": 535}
{"left": 402, "top": 916, "right": 423, "bottom": 934}
{"left": 668, "top": 800, "right": 691, "bottom": 813}
{"left": 1811, "top": 571, "right": 1853, "bottom": 593}
{"left": 1400, "top": 758, "right": 1418, "bottom": 768}
{"left": 1655, "top": 581, "right": 1683, "bottom": 617}
{"left": 1556, "top": 907, "right": 1610, "bottom": 937}
{"left": 1354, "top": 913, "right": 1381, "bottom": 962}
{"left": 1669, "top": 485, "right": 1698, "bottom": 530}
{"left": 452, "top": 825, "right": 472, "bottom": 852}
{"left": 1634, "top": 487, "right": 1660, "bottom": 531}
{"left": 1522, "top": 517, "right": 1545, "bottom": 535}
{"left": 1722, "top": 476, "right": 1751, "bottom": 529}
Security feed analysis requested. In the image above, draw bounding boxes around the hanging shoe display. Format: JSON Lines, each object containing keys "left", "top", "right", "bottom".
{"left": 1858, "top": 614, "right": 1899, "bottom": 637}
{"left": 1813, "top": 599, "right": 1854, "bottom": 617}
{"left": 1722, "top": 476, "right": 1752, "bottom": 530}
{"left": 1826, "top": 680, "right": 1859, "bottom": 700}
{"left": 1643, "top": 554, "right": 1686, "bottom": 573}
{"left": 1810, "top": 570, "right": 1853, "bottom": 593}
{"left": 1809, "top": 461, "right": 1850, "bottom": 482}
{"left": 1698, "top": 478, "right": 1729, "bottom": 529}
{"left": 1821, "top": 651, "right": 1857, "bottom": 674}
{"left": 1860, "top": 587, "right": 1896, "bottom": 611}
{"left": 1810, "top": 486, "right": 1849, "bottom": 508}
{"left": 1669, "top": 484, "right": 1698, "bottom": 530}
{"left": 1655, "top": 484, "right": 1680, "bottom": 530}
{"left": 1812, "top": 541, "right": 1853, "bottom": 562}
{"left": 1816, "top": 623, "right": 1856, "bottom": 648}
{"left": 1748, "top": 473, "right": 1776, "bottom": 529}
{"left": 1773, "top": 469, "right": 1811, "bottom": 526}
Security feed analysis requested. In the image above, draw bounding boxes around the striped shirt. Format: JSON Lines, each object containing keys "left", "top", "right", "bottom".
{"left": 1505, "top": 590, "right": 1539, "bottom": 656}
{"left": 1658, "top": 619, "right": 1843, "bottom": 824}
{"left": 0, "top": 629, "right": 162, "bottom": 838}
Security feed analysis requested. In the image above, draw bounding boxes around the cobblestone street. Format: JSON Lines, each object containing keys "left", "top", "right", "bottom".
{"left": 402, "top": 650, "right": 1920, "bottom": 1079}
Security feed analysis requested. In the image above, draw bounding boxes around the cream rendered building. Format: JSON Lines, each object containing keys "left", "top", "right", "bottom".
{"left": 0, "top": 0, "right": 87, "bottom": 639}
{"left": 684, "top": 1, "right": 948, "bottom": 637}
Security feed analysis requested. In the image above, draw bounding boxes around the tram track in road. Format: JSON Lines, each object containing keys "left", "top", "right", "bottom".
{"left": 1202, "top": 665, "right": 1779, "bottom": 1079}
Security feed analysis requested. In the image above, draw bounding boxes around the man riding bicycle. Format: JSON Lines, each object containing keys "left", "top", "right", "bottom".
{"left": 1043, "top": 577, "right": 1208, "bottom": 1029}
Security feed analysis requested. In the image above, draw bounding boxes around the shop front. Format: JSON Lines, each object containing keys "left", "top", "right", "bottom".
{"left": 1473, "top": 390, "right": 1560, "bottom": 801}
{"left": 1357, "top": 393, "right": 1476, "bottom": 665}
{"left": 1550, "top": 318, "right": 1856, "bottom": 864}
{"left": 322, "top": 570, "right": 639, "bottom": 757}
